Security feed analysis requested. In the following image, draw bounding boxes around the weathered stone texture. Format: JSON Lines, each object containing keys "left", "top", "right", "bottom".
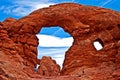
{"left": 0, "top": 3, "right": 120, "bottom": 80}
{"left": 37, "top": 56, "right": 60, "bottom": 76}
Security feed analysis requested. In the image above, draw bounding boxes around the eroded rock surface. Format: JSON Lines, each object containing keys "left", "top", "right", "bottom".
{"left": 37, "top": 56, "right": 60, "bottom": 76}
{"left": 0, "top": 3, "right": 120, "bottom": 80}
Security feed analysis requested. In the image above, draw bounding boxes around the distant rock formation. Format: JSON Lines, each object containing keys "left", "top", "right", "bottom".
{"left": 0, "top": 3, "right": 120, "bottom": 80}
{"left": 37, "top": 56, "right": 60, "bottom": 76}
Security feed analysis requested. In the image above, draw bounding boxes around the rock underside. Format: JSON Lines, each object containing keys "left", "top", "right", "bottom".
{"left": 0, "top": 3, "right": 120, "bottom": 80}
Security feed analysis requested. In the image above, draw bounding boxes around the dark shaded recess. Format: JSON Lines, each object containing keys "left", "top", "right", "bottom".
{"left": 42, "top": 71, "right": 45, "bottom": 76}
{"left": 106, "top": 26, "right": 114, "bottom": 30}
{"left": 118, "top": 24, "right": 120, "bottom": 29}
{"left": 0, "top": 22, "right": 3, "bottom": 26}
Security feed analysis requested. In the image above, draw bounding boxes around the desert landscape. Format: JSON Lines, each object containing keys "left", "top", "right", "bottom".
{"left": 0, "top": 3, "right": 120, "bottom": 80}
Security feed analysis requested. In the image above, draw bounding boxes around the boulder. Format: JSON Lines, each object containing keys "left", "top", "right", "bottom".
{"left": 37, "top": 56, "right": 60, "bottom": 76}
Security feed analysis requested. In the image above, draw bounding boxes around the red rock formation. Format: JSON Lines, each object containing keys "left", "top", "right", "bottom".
{"left": 0, "top": 3, "right": 120, "bottom": 80}
{"left": 2, "top": 18, "right": 17, "bottom": 29}
{"left": 37, "top": 56, "right": 60, "bottom": 76}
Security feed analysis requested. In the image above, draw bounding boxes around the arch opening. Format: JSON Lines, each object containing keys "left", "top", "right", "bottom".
{"left": 36, "top": 26, "right": 74, "bottom": 69}
{"left": 93, "top": 38, "right": 104, "bottom": 51}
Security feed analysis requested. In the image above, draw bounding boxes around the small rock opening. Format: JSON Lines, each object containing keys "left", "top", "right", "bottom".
{"left": 93, "top": 38, "right": 104, "bottom": 51}
{"left": 36, "top": 26, "right": 74, "bottom": 69}
{"left": 34, "top": 64, "right": 40, "bottom": 71}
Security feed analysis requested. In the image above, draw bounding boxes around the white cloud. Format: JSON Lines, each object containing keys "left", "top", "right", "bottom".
{"left": 13, "top": 0, "right": 56, "bottom": 10}
{"left": 37, "top": 46, "right": 69, "bottom": 68}
{"left": 36, "top": 34, "right": 74, "bottom": 47}
{"left": 93, "top": 41, "right": 103, "bottom": 50}
{"left": 1, "top": 0, "right": 56, "bottom": 16}
{"left": 37, "top": 48, "right": 67, "bottom": 68}
{"left": 37, "top": 47, "right": 69, "bottom": 55}
{"left": 0, "top": 0, "right": 77, "bottom": 17}
{"left": 52, "top": 28, "right": 62, "bottom": 36}
{"left": 53, "top": 57, "right": 64, "bottom": 69}
{"left": 100, "top": 0, "right": 113, "bottom": 7}
{"left": 53, "top": 54, "right": 64, "bottom": 58}
{"left": 36, "top": 34, "right": 73, "bottom": 68}
{"left": 12, "top": 6, "right": 32, "bottom": 16}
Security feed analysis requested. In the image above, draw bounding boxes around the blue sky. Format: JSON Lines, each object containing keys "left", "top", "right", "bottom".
{"left": 0, "top": 0, "right": 120, "bottom": 68}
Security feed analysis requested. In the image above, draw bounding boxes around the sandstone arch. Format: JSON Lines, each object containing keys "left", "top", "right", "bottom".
{"left": 1, "top": 3, "right": 120, "bottom": 79}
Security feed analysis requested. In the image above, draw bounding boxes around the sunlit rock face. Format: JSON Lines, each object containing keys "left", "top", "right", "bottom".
{"left": 0, "top": 3, "right": 120, "bottom": 80}
{"left": 37, "top": 56, "right": 60, "bottom": 76}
